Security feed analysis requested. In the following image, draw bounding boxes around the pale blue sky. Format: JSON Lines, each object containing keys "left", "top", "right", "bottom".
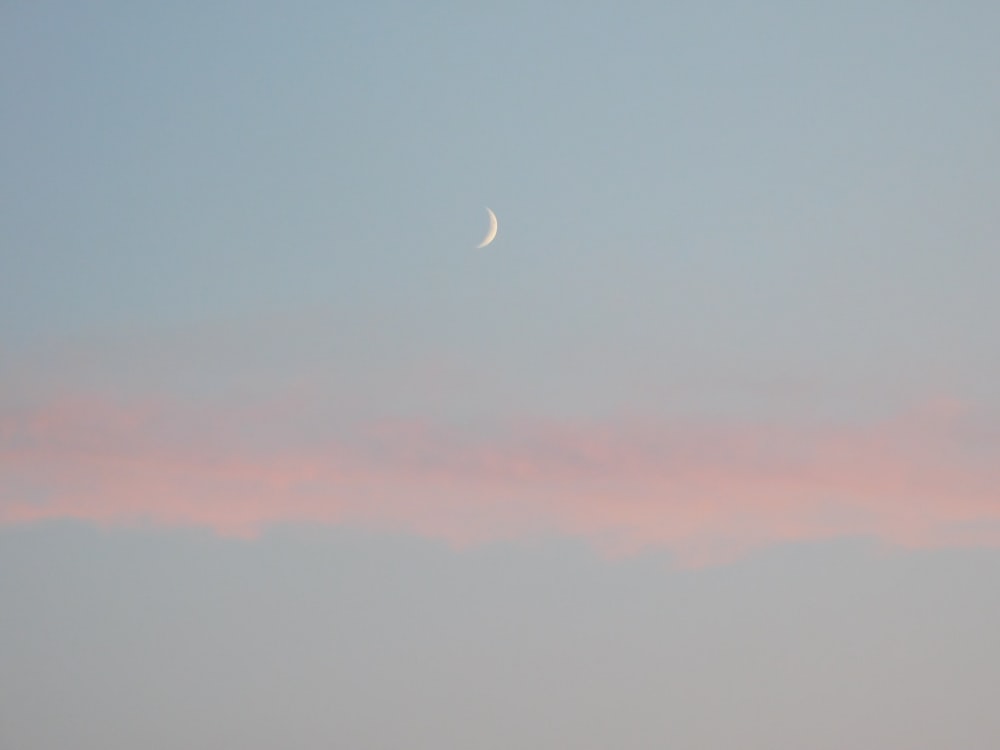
{"left": 3, "top": 3, "right": 1000, "bottom": 747}
{"left": 5, "top": 2, "right": 999, "bottom": 415}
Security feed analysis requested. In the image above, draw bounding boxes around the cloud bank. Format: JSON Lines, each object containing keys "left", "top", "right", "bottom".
{"left": 2, "top": 395, "right": 998, "bottom": 565}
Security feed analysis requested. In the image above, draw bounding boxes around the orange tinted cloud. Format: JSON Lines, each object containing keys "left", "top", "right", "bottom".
{"left": 2, "top": 395, "right": 998, "bottom": 565}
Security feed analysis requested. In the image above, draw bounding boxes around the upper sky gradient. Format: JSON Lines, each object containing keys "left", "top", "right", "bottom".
{"left": 4, "top": 1, "right": 999, "bottom": 557}
{"left": 2, "top": 3, "right": 1000, "bottom": 746}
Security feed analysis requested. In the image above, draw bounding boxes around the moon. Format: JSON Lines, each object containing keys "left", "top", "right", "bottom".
{"left": 476, "top": 207, "right": 498, "bottom": 248}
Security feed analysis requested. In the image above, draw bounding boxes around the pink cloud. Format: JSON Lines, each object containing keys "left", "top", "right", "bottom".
{"left": 2, "top": 394, "right": 998, "bottom": 565}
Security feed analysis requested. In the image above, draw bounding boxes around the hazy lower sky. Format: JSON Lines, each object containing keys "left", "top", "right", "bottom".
{"left": 3, "top": 2, "right": 999, "bottom": 747}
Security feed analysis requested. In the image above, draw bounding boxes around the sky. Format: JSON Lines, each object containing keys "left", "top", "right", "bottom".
{"left": 2, "top": 2, "right": 999, "bottom": 747}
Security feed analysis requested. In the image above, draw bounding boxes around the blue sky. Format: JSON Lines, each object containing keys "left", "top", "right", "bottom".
{"left": 3, "top": 2, "right": 1000, "bottom": 746}
{"left": 5, "top": 3, "right": 999, "bottom": 416}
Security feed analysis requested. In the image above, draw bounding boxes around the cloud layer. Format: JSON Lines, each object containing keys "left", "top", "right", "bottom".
{"left": 2, "top": 394, "right": 998, "bottom": 565}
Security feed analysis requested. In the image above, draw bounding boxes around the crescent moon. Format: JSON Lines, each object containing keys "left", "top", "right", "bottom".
{"left": 476, "top": 207, "right": 498, "bottom": 249}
